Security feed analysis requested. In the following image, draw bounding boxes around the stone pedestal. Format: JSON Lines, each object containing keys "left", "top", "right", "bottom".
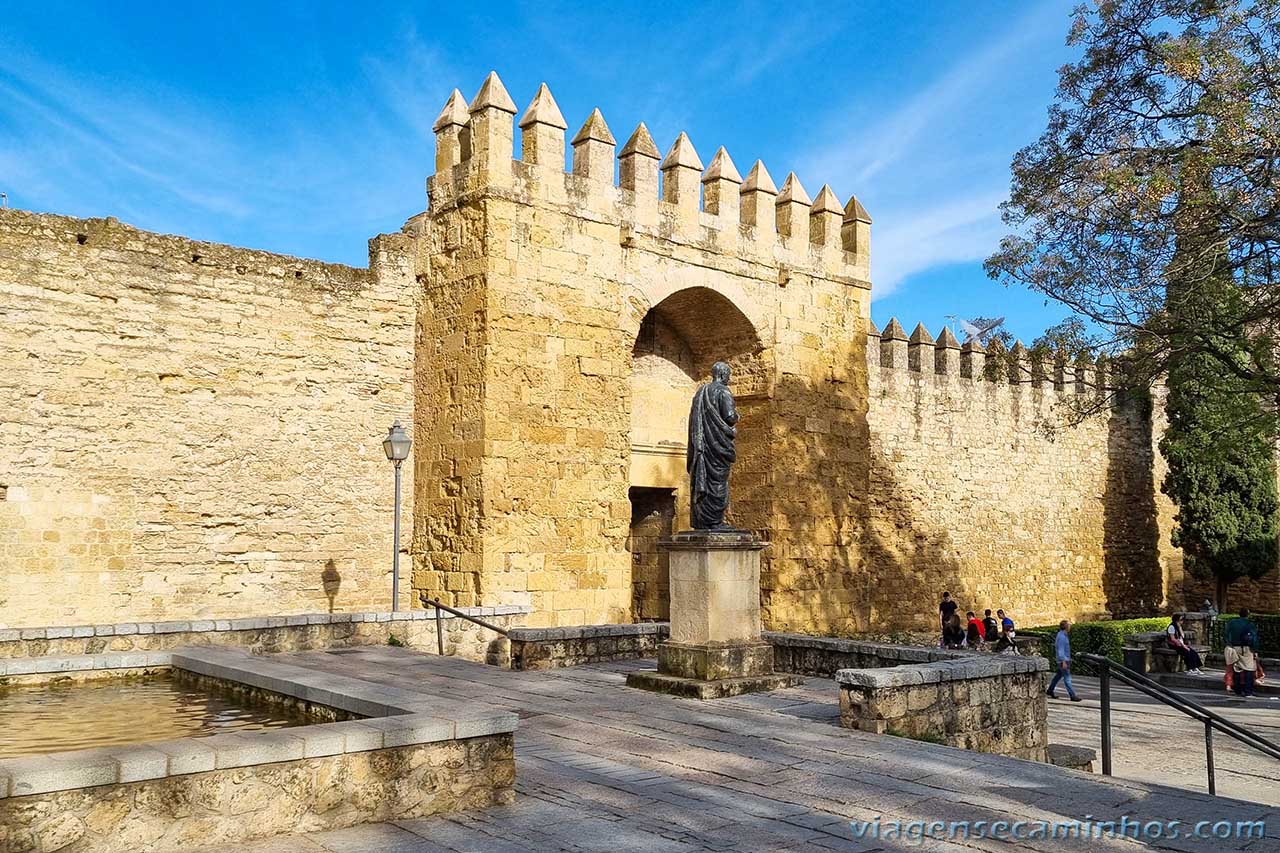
{"left": 627, "top": 531, "right": 801, "bottom": 699}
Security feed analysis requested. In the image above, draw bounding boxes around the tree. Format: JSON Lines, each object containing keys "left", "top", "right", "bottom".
{"left": 985, "top": 0, "right": 1280, "bottom": 428}
{"left": 1159, "top": 258, "right": 1279, "bottom": 607}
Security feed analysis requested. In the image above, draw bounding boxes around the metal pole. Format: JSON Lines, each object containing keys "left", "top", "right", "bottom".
{"left": 391, "top": 461, "right": 402, "bottom": 611}
{"left": 1100, "top": 664, "right": 1113, "bottom": 776}
{"left": 1205, "top": 721, "right": 1216, "bottom": 795}
{"left": 434, "top": 598, "right": 444, "bottom": 656}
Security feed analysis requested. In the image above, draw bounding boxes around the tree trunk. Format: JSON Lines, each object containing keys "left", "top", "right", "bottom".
{"left": 1216, "top": 574, "right": 1230, "bottom": 612}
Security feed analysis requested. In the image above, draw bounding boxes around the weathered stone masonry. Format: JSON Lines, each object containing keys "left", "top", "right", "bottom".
{"left": 1, "top": 70, "right": 1197, "bottom": 632}
{"left": 0, "top": 212, "right": 415, "bottom": 627}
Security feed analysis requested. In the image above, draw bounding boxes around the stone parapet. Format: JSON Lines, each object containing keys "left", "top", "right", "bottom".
{"left": 0, "top": 646, "right": 516, "bottom": 851}
{"left": 0, "top": 607, "right": 531, "bottom": 667}
{"left": 508, "top": 622, "right": 667, "bottom": 670}
{"left": 766, "top": 632, "right": 968, "bottom": 677}
{"left": 836, "top": 656, "right": 1049, "bottom": 760}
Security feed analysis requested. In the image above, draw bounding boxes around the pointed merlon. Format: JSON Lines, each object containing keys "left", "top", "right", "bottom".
{"left": 961, "top": 336, "right": 986, "bottom": 353}
{"left": 620, "top": 122, "right": 660, "bottom": 159}
{"left": 433, "top": 89, "right": 469, "bottom": 131}
{"left": 1009, "top": 340, "right": 1027, "bottom": 356}
{"left": 468, "top": 71, "right": 517, "bottom": 115}
{"left": 909, "top": 323, "right": 935, "bottom": 345}
{"left": 741, "top": 161, "right": 777, "bottom": 194}
{"left": 881, "top": 318, "right": 908, "bottom": 341}
{"left": 777, "top": 173, "right": 811, "bottom": 206}
{"left": 844, "top": 195, "right": 872, "bottom": 224}
{"left": 811, "top": 185, "right": 843, "bottom": 215}
{"left": 660, "top": 132, "right": 703, "bottom": 171}
{"left": 936, "top": 327, "right": 961, "bottom": 350}
{"left": 571, "top": 108, "right": 615, "bottom": 145}
{"left": 518, "top": 83, "right": 567, "bottom": 129}
{"left": 866, "top": 318, "right": 881, "bottom": 336}
{"left": 702, "top": 147, "right": 742, "bottom": 184}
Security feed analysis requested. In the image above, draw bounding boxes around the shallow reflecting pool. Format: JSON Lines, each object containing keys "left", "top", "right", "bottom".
{"left": 0, "top": 673, "right": 308, "bottom": 757}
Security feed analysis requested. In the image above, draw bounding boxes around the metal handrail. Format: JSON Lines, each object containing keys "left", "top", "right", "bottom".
{"left": 418, "top": 594, "right": 509, "bottom": 655}
{"left": 1079, "top": 653, "right": 1280, "bottom": 795}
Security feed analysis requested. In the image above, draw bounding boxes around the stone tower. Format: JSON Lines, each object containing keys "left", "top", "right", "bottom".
{"left": 415, "top": 72, "right": 874, "bottom": 630}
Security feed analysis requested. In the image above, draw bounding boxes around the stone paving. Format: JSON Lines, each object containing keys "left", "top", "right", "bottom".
{"left": 191, "top": 650, "right": 1279, "bottom": 852}
{"left": 1045, "top": 675, "right": 1280, "bottom": 807}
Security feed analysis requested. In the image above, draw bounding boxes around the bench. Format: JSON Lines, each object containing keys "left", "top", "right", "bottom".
{"left": 1124, "top": 630, "right": 1208, "bottom": 674}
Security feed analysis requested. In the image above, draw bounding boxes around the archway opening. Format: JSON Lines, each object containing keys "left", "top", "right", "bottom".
{"left": 628, "top": 286, "right": 770, "bottom": 620}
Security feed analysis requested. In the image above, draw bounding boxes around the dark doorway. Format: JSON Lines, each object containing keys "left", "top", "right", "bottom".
{"left": 629, "top": 486, "right": 676, "bottom": 621}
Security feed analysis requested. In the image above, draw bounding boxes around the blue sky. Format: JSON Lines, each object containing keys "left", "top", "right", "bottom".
{"left": 1, "top": 0, "right": 1079, "bottom": 342}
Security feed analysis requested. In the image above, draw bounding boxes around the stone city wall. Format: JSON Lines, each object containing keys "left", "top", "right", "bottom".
{"left": 0, "top": 210, "right": 417, "bottom": 629}
{"left": 837, "top": 656, "right": 1049, "bottom": 760}
{"left": 863, "top": 320, "right": 1183, "bottom": 631}
{"left": 418, "top": 74, "right": 871, "bottom": 631}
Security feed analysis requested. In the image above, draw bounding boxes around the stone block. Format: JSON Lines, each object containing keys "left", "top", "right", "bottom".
{"left": 109, "top": 746, "right": 169, "bottom": 783}
{"left": 657, "top": 640, "right": 774, "bottom": 681}
{"left": 207, "top": 732, "right": 305, "bottom": 769}
{"left": 4, "top": 753, "right": 117, "bottom": 796}
{"left": 150, "top": 738, "right": 217, "bottom": 775}
{"left": 454, "top": 713, "right": 519, "bottom": 739}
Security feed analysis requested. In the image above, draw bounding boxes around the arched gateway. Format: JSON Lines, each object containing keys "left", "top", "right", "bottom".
{"left": 415, "top": 72, "right": 872, "bottom": 631}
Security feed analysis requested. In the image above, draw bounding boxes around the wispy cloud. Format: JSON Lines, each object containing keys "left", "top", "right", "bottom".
{"left": 0, "top": 28, "right": 451, "bottom": 264}
{"left": 795, "top": 3, "right": 1069, "bottom": 299}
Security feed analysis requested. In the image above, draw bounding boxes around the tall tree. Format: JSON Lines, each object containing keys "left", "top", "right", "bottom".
{"left": 1159, "top": 256, "right": 1279, "bottom": 607}
{"left": 986, "top": 0, "right": 1280, "bottom": 426}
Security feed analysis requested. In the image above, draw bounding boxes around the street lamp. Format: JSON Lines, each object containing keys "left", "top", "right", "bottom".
{"left": 382, "top": 420, "right": 412, "bottom": 611}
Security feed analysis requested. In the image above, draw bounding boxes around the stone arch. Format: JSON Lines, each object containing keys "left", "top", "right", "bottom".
{"left": 626, "top": 285, "right": 773, "bottom": 621}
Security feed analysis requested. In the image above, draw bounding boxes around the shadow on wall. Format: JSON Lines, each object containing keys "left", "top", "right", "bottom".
{"left": 758, "top": 373, "right": 868, "bottom": 638}
{"left": 1102, "top": 393, "right": 1163, "bottom": 618}
{"left": 859, "top": 394, "right": 1165, "bottom": 633}
{"left": 322, "top": 559, "right": 342, "bottom": 613}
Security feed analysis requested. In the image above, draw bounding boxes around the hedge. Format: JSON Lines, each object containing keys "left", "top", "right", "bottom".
{"left": 1024, "top": 617, "right": 1172, "bottom": 673}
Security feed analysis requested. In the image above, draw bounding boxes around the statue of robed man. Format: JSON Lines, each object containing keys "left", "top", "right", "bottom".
{"left": 686, "top": 361, "right": 739, "bottom": 529}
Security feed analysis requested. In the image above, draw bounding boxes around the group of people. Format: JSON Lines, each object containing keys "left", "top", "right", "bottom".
{"left": 939, "top": 593, "right": 1268, "bottom": 702}
{"left": 938, "top": 592, "right": 1017, "bottom": 653}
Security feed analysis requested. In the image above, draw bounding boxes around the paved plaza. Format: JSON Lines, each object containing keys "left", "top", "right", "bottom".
{"left": 187, "top": 649, "right": 1279, "bottom": 852}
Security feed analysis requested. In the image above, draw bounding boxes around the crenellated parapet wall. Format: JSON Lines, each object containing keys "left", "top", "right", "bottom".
{"left": 416, "top": 71, "right": 873, "bottom": 630}
{"left": 424, "top": 72, "right": 871, "bottom": 284}
{"left": 864, "top": 317, "right": 1181, "bottom": 630}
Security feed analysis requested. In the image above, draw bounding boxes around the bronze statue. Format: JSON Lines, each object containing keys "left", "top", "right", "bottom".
{"left": 686, "top": 361, "right": 739, "bottom": 529}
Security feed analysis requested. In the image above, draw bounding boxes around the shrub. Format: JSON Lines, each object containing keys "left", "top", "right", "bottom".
{"left": 1025, "top": 617, "right": 1171, "bottom": 672}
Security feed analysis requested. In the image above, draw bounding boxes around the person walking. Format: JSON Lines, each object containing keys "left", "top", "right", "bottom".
{"left": 1224, "top": 608, "right": 1260, "bottom": 698}
{"left": 1166, "top": 613, "right": 1203, "bottom": 675}
{"left": 1047, "top": 619, "right": 1082, "bottom": 701}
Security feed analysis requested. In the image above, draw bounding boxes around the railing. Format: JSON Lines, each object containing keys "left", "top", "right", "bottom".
{"left": 418, "top": 594, "right": 510, "bottom": 656}
{"left": 1207, "top": 615, "right": 1280, "bottom": 657}
{"left": 1079, "top": 653, "right": 1280, "bottom": 795}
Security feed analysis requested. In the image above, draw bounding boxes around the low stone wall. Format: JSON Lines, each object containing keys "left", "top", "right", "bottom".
{"left": 0, "top": 735, "right": 513, "bottom": 853}
{"left": 766, "top": 632, "right": 967, "bottom": 677}
{"left": 0, "top": 647, "right": 518, "bottom": 852}
{"left": 837, "top": 656, "right": 1049, "bottom": 761}
{"left": 508, "top": 623, "right": 668, "bottom": 670}
{"left": 0, "top": 607, "right": 530, "bottom": 667}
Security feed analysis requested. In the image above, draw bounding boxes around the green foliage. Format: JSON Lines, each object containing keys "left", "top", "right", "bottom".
{"left": 986, "top": 0, "right": 1280, "bottom": 407}
{"left": 1025, "top": 618, "right": 1171, "bottom": 666}
{"left": 1160, "top": 270, "right": 1279, "bottom": 605}
{"left": 387, "top": 633, "right": 404, "bottom": 647}
{"left": 1208, "top": 613, "right": 1280, "bottom": 656}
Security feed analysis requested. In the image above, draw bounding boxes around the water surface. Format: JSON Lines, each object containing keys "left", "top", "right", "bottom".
{"left": 0, "top": 674, "right": 308, "bottom": 758}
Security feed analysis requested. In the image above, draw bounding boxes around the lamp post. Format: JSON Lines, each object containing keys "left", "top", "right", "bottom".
{"left": 382, "top": 420, "right": 412, "bottom": 611}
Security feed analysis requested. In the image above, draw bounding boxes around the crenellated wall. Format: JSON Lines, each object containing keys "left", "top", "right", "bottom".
{"left": 863, "top": 318, "right": 1183, "bottom": 629}
{"left": 0, "top": 68, "right": 1204, "bottom": 633}
{"left": 417, "top": 72, "right": 872, "bottom": 630}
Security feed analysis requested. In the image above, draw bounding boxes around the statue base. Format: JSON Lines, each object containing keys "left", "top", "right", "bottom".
{"left": 626, "top": 530, "right": 800, "bottom": 699}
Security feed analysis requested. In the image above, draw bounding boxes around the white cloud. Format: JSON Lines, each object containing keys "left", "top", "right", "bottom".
{"left": 871, "top": 191, "right": 1008, "bottom": 297}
